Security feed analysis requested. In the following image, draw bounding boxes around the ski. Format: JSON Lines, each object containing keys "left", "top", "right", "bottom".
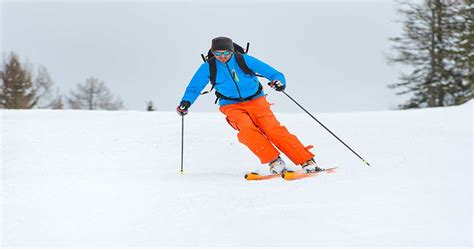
{"left": 281, "top": 167, "right": 338, "bottom": 181}
{"left": 244, "top": 172, "right": 282, "bottom": 181}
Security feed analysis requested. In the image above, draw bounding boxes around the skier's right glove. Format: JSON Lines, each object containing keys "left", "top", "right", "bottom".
{"left": 176, "top": 101, "right": 191, "bottom": 116}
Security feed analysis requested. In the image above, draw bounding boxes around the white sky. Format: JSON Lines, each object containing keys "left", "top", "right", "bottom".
{"left": 1, "top": 0, "right": 407, "bottom": 113}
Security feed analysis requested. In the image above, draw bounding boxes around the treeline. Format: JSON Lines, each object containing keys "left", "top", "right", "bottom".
{"left": 388, "top": 0, "right": 472, "bottom": 109}
{"left": 0, "top": 52, "right": 124, "bottom": 110}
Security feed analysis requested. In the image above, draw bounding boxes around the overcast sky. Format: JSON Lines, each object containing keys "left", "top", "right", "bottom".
{"left": 1, "top": 0, "right": 407, "bottom": 113}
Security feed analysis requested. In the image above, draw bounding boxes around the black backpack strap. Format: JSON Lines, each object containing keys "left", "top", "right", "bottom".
{"left": 208, "top": 57, "right": 217, "bottom": 86}
{"left": 199, "top": 57, "right": 216, "bottom": 96}
{"left": 234, "top": 52, "right": 255, "bottom": 76}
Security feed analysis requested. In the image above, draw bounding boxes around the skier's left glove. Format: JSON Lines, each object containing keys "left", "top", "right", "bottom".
{"left": 268, "top": 80, "right": 286, "bottom": 91}
{"left": 176, "top": 101, "right": 191, "bottom": 116}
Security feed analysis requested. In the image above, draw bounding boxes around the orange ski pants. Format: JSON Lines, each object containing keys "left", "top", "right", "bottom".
{"left": 219, "top": 96, "right": 314, "bottom": 165}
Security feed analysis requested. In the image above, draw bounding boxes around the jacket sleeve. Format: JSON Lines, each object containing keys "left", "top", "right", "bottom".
{"left": 243, "top": 54, "right": 286, "bottom": 84}
{"left": 180, "top": 62, "right": 210, "bottom": 105}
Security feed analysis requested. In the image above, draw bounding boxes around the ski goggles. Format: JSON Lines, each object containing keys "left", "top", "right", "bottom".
{"left": 213, "top": 51, "right": 232, "bottom": 56}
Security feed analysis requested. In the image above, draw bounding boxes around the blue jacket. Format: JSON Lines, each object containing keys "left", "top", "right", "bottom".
{"left": 181, "top": 54, "right": 286, "bottom": 106}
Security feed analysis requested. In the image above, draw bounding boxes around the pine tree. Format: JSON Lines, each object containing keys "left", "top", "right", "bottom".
{"left": 146, "top": 101, "right": 156, "bottom": 111}
{"left": 67, "top": 77, "right": 124, "bottom": 110}
{"left": 388, "top": 0, "right": 472, "bottom": 109}
{"left": 448, "top": 1, "right": 473, "bottom": 105}
{"left": 0, "top": 52, "right": 37, "bottom": 109}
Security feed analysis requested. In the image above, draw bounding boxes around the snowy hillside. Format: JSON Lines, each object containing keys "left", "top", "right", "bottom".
{"left": 2, "top": 101, "right": 472, "bottom": 248}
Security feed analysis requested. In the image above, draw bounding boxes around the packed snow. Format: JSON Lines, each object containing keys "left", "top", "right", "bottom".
{"left": 1, "top": 99, "right": 472, "bottom": 248}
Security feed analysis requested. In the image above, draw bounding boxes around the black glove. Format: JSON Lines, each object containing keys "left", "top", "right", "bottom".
{"left": 176, "top": 101, "right": 191, "bottom": 116}
{"left": 268, "top": 80, "right": 286, "bottom": 91}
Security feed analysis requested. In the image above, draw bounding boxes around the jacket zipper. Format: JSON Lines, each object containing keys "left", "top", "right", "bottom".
{"left": 225, "top": 62, "right": 242, "bottom": 99}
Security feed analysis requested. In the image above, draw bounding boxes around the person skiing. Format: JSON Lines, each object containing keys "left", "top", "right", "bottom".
{"left": 176, "top": 36, "right": 323, "bottom": 174}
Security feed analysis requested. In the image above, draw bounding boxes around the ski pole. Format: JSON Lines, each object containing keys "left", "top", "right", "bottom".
{"left": 180, "top": 115, "right": 185, "bottom": 174}
{"left": 281, "top": 90, "right": 371, "bottom": 166}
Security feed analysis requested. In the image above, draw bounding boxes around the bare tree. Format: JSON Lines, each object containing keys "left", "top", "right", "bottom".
{"left": 34, "top": 65, "right": 55, "bottom": 108}
{"left": 67, "top": 77, "right": 124, "bottom": 110}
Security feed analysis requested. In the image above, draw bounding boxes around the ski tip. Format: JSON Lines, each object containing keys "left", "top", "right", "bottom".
{"left": 244, "top": 172, "right": 258, "bottom": 179}
{"left": 245, "top": 172, "right": 282, "bottom": 181}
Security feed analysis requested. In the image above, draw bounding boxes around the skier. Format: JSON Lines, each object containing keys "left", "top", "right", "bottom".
{"left": 176, "top": 36, "right": 323, "bottom": 174}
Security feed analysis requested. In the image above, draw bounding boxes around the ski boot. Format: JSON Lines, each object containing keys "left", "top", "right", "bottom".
{"left": 269, "top": 156, "right": 287, "bottom": 174}
{"left": 301, "top": 158, "right": 324, "bottom": 173}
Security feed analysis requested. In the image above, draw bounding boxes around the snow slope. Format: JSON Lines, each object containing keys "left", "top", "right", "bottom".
{"left": 1, "top": 101, "right": 473, "bottom": 248}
